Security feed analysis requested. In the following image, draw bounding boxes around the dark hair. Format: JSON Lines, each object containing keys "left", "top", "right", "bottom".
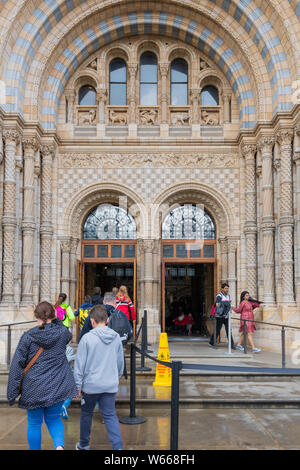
{"left": 90, "top": 305, "right": 108, "bottom": 324}
{"left": 240, "top": 291, "right": 249, "bottom": 303}
{"left": 94, "top": 286, "right": 101, "bottom": 295}
{"left": 84, "top": 295, "right": 92, "bottom": 303}
{"left": 221, "top": 283, "right": 229, "bottom": 289}
{"left": 54, "top": 293, "right": 67, "bottom": 309}
{"left": 34, "top": 302, "right": 56, "bottom": 328}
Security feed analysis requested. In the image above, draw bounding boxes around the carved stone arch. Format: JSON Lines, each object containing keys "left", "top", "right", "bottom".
{"left": 137, "top": 39, "right": 161, "bottom": 62}
{"left": 151, "top": 182, "right": 236, "bottom": 240}
{"left": 61, "top": 182, "right": 148, "bottom": 241}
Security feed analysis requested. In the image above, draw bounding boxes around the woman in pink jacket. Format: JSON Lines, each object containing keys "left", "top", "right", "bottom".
{"left": 233, "top": 291, "right": 261, "bottom": 353}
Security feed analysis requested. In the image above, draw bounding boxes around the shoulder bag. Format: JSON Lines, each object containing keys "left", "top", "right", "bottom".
{"left": 18, "top": 347, "right": 44, "bottom": 396}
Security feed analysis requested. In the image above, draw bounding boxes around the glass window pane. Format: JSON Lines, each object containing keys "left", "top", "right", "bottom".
{"left": 140, "top": 52, "right": 157, "bottom": 82}
{"left": 97, "top": 245, "right": 108, "bottom": 258}
{"left": 111, "top": 245, "right": 122, "bottom": 258}
{"left": 176, "top": 245, "right": 187, "bottom": 258}
{"left": 84, "top": 245, "right": 95, "bottom": 258}
{"left": 171, "top": 84, "right": 188, "bottom": 105}
{"left": 190, "top": 245, "right": 201, "bottom": 257}
{"left": 110, "top": 59, "right": 126, "bottom": 83}
{"left": 203, "top": 245, "right": 215, "bottom": 258}
{"left": 140, "top": 84, "right": 157, "bottom": 105}
{"left": 78, "top": 85, "right": 96, "bottom": 105}
{"left": 124, "top": 245, "right": 135, "bottom": 258}
{"left": 163, "top": 245, "right": 174, "bottom": 257}
{"left": 171, "top": 59, "right": 188, "bottom": 83}
{"left": 110, "top": 83, "right": 127, "bottom": 105}
{"left": 162, "top": 205, "right": 216, "bottom": 240}
{"left": 83, "top": 204, "right": 136, "bottom": 240}
{"left": 201, "top": 85, "right": 219, "bottom": 106}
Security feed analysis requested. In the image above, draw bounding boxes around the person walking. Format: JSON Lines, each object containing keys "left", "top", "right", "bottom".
{"left": 91, "top": 286, "right": 103, "bottom": 305}
{"left": 7, "top": 302, "right": 78, "bottom": 450}
{"left": 54, "top": 293, "right": 75, "bottom": 329}
{"left": 75, "top": 295, "right": 93, "bottom": 330}
{"left": 233, "top": 291, "right": 261, "bottom": 353}
{"left": 74, "top": 305, "right": 124, "bottom": 450}
{"left": 209, "top": 283, "right": 236, "bottom": 349}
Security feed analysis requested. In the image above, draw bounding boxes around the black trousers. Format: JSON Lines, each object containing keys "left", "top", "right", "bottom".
{"left": 210, "top": 317, "right": 235, "bottom": 346}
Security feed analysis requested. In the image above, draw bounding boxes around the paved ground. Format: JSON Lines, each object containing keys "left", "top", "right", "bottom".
{"left": 1, "top": 338, "right": 300, "bottom": 450}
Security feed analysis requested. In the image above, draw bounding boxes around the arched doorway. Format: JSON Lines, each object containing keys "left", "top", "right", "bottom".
{"left": 161, "top": 204, "right": 217, "bottom": 336}
{"left": 77, "top": 203, "right": 137, "bottom": 312}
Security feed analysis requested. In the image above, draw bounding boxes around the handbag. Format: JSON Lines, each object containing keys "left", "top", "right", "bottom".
{"left": 18, "top": 347, "right": 44, "bottom": 396}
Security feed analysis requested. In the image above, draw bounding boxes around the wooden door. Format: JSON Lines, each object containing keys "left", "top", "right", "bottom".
{"left": 161, "top": 260, "right": 166, "bottom": 332}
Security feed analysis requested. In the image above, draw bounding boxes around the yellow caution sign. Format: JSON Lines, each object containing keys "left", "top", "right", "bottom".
{"left": 153, "top": 333, "right": 172, "bottom": 387}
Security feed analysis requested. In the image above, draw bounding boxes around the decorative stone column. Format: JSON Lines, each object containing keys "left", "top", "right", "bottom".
{"left": 21, "top": 137, "right": 39, "bottom": 303}
{"left": 69, "top": 238, "right": 79, "bottom": 308}
{"left": 60, "top": 238, "right": 71, "bottom": 299}
{"left": 128, "top": 64, "right": 137, "bottom": 123}
{"left": 0, "top": 127, "right": 3, "bottom": 300}
{"left": 96, "top": 88, "right": 107, "bottom": 138}
{"left": 40, "top": 144, "right": 55, "bottom": 302}
{"left": 277, "top": 129, "right": 295, "bottom": 304}
{"left": 242, "top": 144, "right": 258, "bottom": 298}
{"left": 2, "top": 129, "right": 20, "bottom": 302}
{"left": 65, "top": 89, "right": 75, "bottom": 124}
{"left": 223, "top": 94, "right": 231, "bottom": 124}
{"left": 191, "top": 88, "right": 201, "bottom": 138}
{"left": 294, "top": 149, "right": 300, "bottom": 304}
{"left": 258, "top": 136, "right": 276, "bottom": 304}
{"left": 159, "top": 63, "right": 169, "bottom": 138}
{"left": 219, "top": 237, "right": 228, "bottom": 285}
{"left": 227, "top": 237, "right": 238, "bottom": 306}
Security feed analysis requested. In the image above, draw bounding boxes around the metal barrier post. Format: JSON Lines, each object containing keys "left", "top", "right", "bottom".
{"left": 136, "top": 316, "right": 152, "bottom": 372}
{"left": 7, "top": 325, "right": 11, "bottom": 366}
{"left": 143, "top": 310, "right": 153, "bottom": 353}
{"left": 243, "top": 320, "right": 247, "bottom": 354}
{"left": 225, "top": 310, "right": 232, "bottom": 355}
{"left": 281, "top": 326, "right": 286, "bottom": 369}
{"left": 170, "top": 361, "right": 182, "bottom": 450}
{"left": 119, "top": 343, "right": 147, "bottom": 425}
{"left": 213, "top": 317, "right": 217, "bottom": 346}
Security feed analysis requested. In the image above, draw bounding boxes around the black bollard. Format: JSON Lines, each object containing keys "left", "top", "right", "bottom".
{"left": 281, "top": 326, "right": 286, "bottom": 369}
{"left": 136, "top": 317, "right": 152, "bottom": 372}
{"left": 7, "top": 325, "right": 11, "bottom": 366}
{"left": 143, "top": 310, "right": 153, "bottom": 353}
{"left": 213, "top": 317, "right": 217, "bottom": 347}
{"left": 170, "top": 361, "right": 182, "bottom": 450}
{"left": 243, "top": 320, "right": 247, "bottom": 354}
{"left": 119, "top": 343, "right": 147, "bottom": 425}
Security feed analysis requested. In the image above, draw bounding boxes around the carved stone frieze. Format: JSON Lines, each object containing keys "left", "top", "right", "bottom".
{"left": 60, "top": 152, "right": 238, "bottom": 169}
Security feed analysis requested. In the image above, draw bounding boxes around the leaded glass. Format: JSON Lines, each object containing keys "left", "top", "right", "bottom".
{"left": 162, "top": 205, "right": 215, "bottom": 240}
{"left": 83, "top": 204, "right": 137, "bottom": 240}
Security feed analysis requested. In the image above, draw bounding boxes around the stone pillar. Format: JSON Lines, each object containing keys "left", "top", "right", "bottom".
{"left": 21, "top": 137, "right": 39, "bottom": 303}
{"left": 65, "top": 89, "right": 75, "bottom": 124}
{"left": 2, "top": 129, "right": 20, "bottom": 302}
{"left": 219, "top": 238, "right": 228, "bottom": 284}
{"left": 294, "top": 149, "right": 300, "bottom": 304}
{"left": 227, "top": 238, "right": 238, "bottom": 305}
{"left": 0, "top": 127, "right": 3, "bottom": 300}
{"left": 258, "top": 136, "right": 276, "bottom": 304}
{"left": 60, "top": 238, "right": 71, "bottom": 299}
{"left": 96, "top": 88, "right": 107, "bottom": 138}
{"left": 40, "top": 144, "right": 55, "bottom": 302}
{"left": 242, "top": 144, "right": 258, "bottom": 297}
{"left": 69, "top": 238, "right": 79, "bottom": 308}
{"left": 128, "top": 64, "right": 137, "bottom": 123}
{"left": 277, "top": 129, "right": 295, "bottom": 304}
{"left": 223, "top": 94, "right": 231, "bottom": 124}
{"left": 191, "top": 88, "right": 201, "bottom": 138}
{"left": 159, "top": 63, "right": 169, "bottom": 138}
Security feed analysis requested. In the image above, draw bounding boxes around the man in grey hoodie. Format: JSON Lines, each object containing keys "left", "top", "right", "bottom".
{"left": 74, "top": 305, "right": 124, "bottom": 450}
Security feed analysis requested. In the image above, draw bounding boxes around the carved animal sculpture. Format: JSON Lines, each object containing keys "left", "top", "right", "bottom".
{"left": 201, "top": 110, "right": 219, "bottom": 125}
{"left": 171, "top": 112, "right": 189, "bottom": 126}
{"left": 79, "top": 109, "right": 96, "bottom": 125}
{"left": 109, "top": 109, "right": 127, "bottom": 124}
{"left": 140, "top": 109, "right": 157, "bottom": 125}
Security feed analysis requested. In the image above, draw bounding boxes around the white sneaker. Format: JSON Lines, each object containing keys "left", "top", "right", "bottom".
{"left": 252, "top": 348, "right": 261, "bottom": 353}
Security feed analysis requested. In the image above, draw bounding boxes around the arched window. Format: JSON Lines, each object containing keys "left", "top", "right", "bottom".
{"left": 78, "top": 85, "right": 96, "bottom": 105}
{"left": 83, "top": 204, "right": 137, "bottom": 240}
{"left": 109, "top": 58, "right": 127, "bottom": 105}
{"left": 170, "top": 58, "right": 188, "bottom": 105}
{"left": 201, "top": 85, "right": 219, "bottom": 106}
{"left": 140, "top": 51, "right": 158, "bottom": 105}
{"left": 162, "top": 205, "right": 216, "bottom": 240}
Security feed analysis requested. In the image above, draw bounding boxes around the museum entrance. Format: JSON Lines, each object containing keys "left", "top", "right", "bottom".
{"left": 161, "top": 204, "right": 217, "bottom": 337}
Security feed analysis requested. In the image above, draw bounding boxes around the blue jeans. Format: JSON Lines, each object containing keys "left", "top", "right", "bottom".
{"left": 27, "top": 402, "right": 64, "bottom": 450}
{"left": 80, "top": 392, "right": 122, "bottom": 450}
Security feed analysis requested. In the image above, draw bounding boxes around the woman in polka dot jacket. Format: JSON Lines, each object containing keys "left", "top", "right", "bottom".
{"left": 7, "top": 302, "right": 78, "bottom": 450}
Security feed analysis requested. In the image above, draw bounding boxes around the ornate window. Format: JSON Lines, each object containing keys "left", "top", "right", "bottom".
{"left": 170, "top": 59, "right": 188, "bottom": 105}
{"left": 162, "top": 204, "right": 216, "bottom": 240}
{"left": 109, "top": 58, "right": 127, "bottom": 105}
{"left": 78, "top": 85, "right": 97, "bottom": 105}
{"left": 201, "top": 85, "right": 219, "bottom": 106}
{"left": 83, "top": 204, "right": 137, "bottom": 240}
{"left": 140, "top": 51, "right": 158, "bottom": 105}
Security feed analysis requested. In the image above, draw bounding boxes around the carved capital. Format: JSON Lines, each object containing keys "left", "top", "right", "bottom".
{"left": 159, "top": 63, "right": 169, "bottom": 77}
{"left": 22, "top": 137, "right": 39, "bottom": 154}
{"left": 128, "top": 64, "right": 138, "bottom": 77}
{"left": 242, "top": 144, "right": 256, "bottom": 160}
{"left": 60, "top": 239, "right": 71, "bottom": 253}
{"left": 96, "top": 88, "right": 107, "bottom": 104}
{"left": 257, "top": 136, "right": 275, "bottom": 153}
{"left": 40, "top": 144, "right": 55, "bottom": 159}
{"left": 277, "top": 129, "right": 293, "bottom": 146}
{"left": 294, "top": 151, "right": 300, "bottom": 163}
{"left": 3, "top": 129, "right": 20, "bottom": 145}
